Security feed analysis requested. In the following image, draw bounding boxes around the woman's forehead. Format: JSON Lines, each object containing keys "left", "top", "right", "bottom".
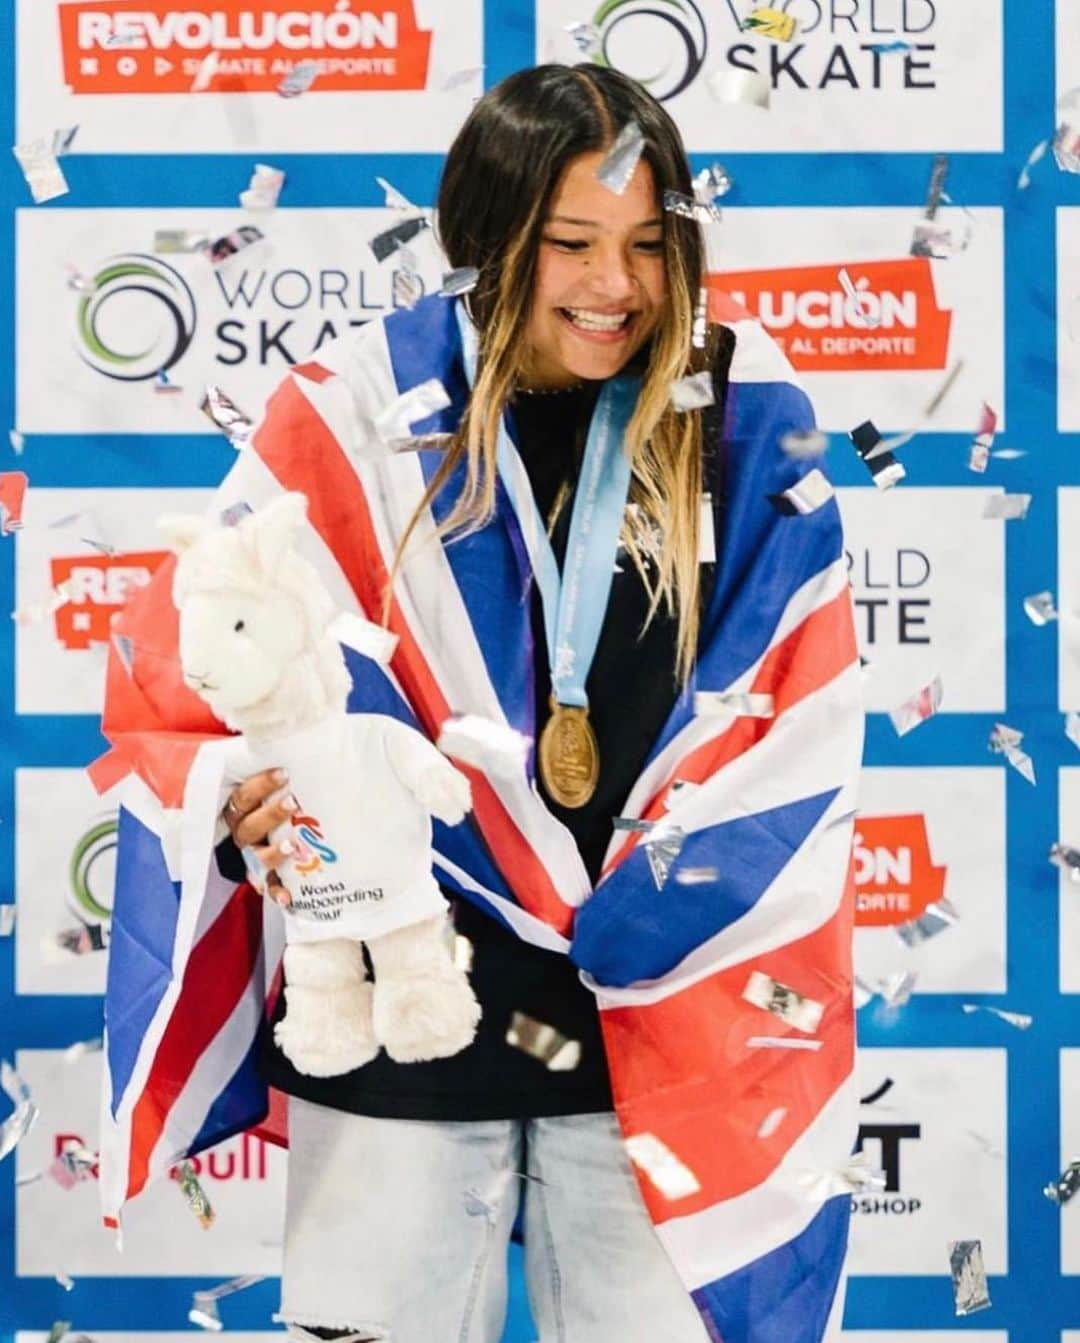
{"left": 547, "top": 151, "right": 660, "bottom": 227}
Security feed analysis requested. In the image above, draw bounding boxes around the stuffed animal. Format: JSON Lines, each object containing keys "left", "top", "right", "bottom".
{"left": 158, "top": 492, "right": 482, "bottom": 1078}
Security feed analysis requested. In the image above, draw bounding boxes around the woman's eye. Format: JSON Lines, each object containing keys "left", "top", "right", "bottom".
{"left": 545, "top": 237, "right": 589, "bottom": 252}
{"left": 233, "top": 619, "right": 246, "bottom": 633}
{"left": 635, "top": 239, "right": 664, "bottom": 253}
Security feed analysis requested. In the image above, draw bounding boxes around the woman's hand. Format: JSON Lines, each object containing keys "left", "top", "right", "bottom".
{"left": 222, "top": 767, "right": 299, "bottom": 906}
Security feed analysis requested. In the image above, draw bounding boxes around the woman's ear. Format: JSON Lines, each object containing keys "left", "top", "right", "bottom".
{"left": 158, "top": 512, "right": 209, "bottom": 554}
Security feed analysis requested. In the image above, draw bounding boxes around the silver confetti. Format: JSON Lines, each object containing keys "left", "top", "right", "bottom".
{"left": 669, "top": 371, "right": 715, "bottom": 412}
{"left": 1054, "top": 122, "right": 1080, "bottom": 174}
{"left": 624, "top": 1133, "right": 701, "bottom": 1200}
{"left": 770, "top": 468, "right": 834, "bottom": 516}
{"left": 962, "top": 1003, "right": 1032, "bottom": 1030}
{"left": 837, "top": 268, "right": 880, "bottom": 330}
{"left": 662, "top": 189, "right": 721, "bottom": 225}
{"left": 645, "top": 825, "right": 686, "bottom": 889}
{"left": 239, "top": 163, "right": 285, "bottom": 212}
{"left": 375, "top": 175, "right": 417, "bottom": 212}
{"left": 877, "top": 969, "right": 918, "bottom": 1008}
{"left": 190, "top": 50, "right": 220, "bottom": 92}
{"left": 12, "top": 134, "right": 71, "bottom": 203}
{"left": 1044, "top": 1160, "right": 1080, "bottom": 1205}
{"left": 1018, "top": 136, "right": 1049, "bottom": 189}
{"left": 895, "top": 895, "right": 960, "bottom": 947}
{"left": 780, "top": 429, "right": 828, "bottom": 459}
{"left": 374, "top": 379, "right": 452, "bottom": 449}
{"left": 694, "top": 691, "right": 775, "bottom": 718}
{"left": 506, "top": 1012, "right": 581, "bottom": 1071}
{"left": 889, "top": 676, "right": 943, "bottom": 736}
{"left": 441, "top": 266, "right": 479, "bottom": 297}
{"left": 277, "top": 59, "right": 319, "bottom": 98}
{"left": 692, "top": 163, "right": 733, "bottom": 203}
{"left": 1023, "top": 590, "right": 1058, "bottom": 624}
{"left": 674, "top": 866, "right": 718, "bottom": 886}
{"left": 440, "top": 65, "right": 484, "bottom": 92}
{"left": 1067, "top": 711, "right": 1080, "bottom": 752}
{"left": 708, "top": 68, "right": 771, "bottom": 110}
{"left": 988, "top": 722, "right": 1035, "bottom": 785}
{"left": 208, "top": 225, "right": 264, "bottom": 267}
{"left": 596, "top": 121, "right": 645, "bottom": 196}
{"left": 983, "top": 493, "right": 1031, "bottom": 520}
{"left": 154, "top": 229, "right": 211, "bottom": 254}
{"left": 1055, "top": 845, "right": 1080, "bottom": 884}
{"left": 742, "top": 970, "right": 824, "bottom": 1033}
{"left": 201, "top": 386, "right": 255, "bottom": 449}
{"left": 1, "top": 1060, "right": 39, "bottom": 1162}
{"left": 948, "top": 1239, "right": 992, "bottom": 1316}
{"left": 746, "top": 1035, "right": 823, "bottom": 1051}
{"left": 565, "top": 19, "right": 602, "bottom": 57}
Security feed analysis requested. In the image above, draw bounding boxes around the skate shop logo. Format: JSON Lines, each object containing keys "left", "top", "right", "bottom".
{"left": 59, "top": 1, "right": 434, "bottom": 96}
{"left": 709, "top": 257, "right": 952, "bottom": 372}
{"left": 588, "top": 0, "right": 707, "bottom": 102}
{"left": 715, "top": 0, "right": 941, "bottom": 94}
{"left": 853, "top": 813, "right": 946, "bottom": 927}
{"left": 854, "top": 1077, "right": 923, "bottom": 1216}
{"left": 289, "top": 808, "right": 339, "bottom": 875}
{"left": 49, "top": 550, "right": 171, "bottom": 649}
{"left": 75, "top": 254, "right": 197, "bottom": 383}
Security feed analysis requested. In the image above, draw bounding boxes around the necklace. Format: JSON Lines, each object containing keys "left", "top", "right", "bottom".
{"left": 515, "top": 379, "right": 588, "bottom": 397}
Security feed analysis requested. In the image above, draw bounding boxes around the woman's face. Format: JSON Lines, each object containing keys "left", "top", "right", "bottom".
{"left": 523, "top": 150, "right": 667, "bottom": 388}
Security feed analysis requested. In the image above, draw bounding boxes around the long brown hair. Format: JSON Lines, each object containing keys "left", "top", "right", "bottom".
{"left": 389, "top": 63, "right": 713, "bottom": 685}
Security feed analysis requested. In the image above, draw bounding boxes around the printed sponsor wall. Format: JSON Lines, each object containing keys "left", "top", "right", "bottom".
{"left": 1, "top": 2, "right": 1076, "bottom": 1342}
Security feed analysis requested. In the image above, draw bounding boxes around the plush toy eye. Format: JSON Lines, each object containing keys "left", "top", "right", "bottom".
{"left": 233, "top": 619, "right": 246, "bottom": 633}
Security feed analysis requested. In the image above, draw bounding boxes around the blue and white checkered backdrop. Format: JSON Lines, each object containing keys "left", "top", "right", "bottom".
{"left": 2, "top": 1, "right": 1078, "bottom": 1339}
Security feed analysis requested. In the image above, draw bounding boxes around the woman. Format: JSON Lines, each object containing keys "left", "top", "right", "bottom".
{"left": 101, "top": 63, "right": 862, "bottom": 1343}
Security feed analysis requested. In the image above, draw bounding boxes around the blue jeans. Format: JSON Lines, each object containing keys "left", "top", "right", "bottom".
{"left": 278, "top": 1096, "right": 711, "bottom": 1343}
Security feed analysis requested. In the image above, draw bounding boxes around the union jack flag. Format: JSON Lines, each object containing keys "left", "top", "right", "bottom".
{"left": 94, "top": 293, "right": 862, "bottom": 1342}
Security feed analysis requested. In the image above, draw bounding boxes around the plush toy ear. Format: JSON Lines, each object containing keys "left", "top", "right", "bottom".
{"left": 158, "top": 512, "right": 210, "bottom": 554}
{"left": 246, "top": 492, "right": 309, "bottom": 580}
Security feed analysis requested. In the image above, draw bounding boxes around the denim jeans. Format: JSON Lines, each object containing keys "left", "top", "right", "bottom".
{"left": 278, "top": 1096, "right": 712, "bottom": 1343}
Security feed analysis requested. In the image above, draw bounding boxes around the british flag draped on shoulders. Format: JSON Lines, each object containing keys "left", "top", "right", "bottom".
{"left": 93, "top": 290, "right": 863, "bottom": 1343}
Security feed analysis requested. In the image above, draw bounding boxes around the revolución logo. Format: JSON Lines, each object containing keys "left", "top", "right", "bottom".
{"left": 589, "top": 0, "right": 707, "bottom": 102}
{"left": 75, "top": 253, "right": 197, "bottom": 382}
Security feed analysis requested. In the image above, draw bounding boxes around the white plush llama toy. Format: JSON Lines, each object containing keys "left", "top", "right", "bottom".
{"left": 158, "top": 492, "right": 482, "bottom": 1078}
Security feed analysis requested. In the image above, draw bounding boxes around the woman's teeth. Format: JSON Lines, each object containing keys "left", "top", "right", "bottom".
{"left": 563, "top": 308, "right": 631, "bottom": 332}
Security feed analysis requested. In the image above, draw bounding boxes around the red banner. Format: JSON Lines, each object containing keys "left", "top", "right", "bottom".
{"left": 853, "top": 813, "right": 947, "bottom": 927}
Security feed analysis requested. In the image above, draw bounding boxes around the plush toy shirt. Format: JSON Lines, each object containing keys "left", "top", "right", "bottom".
{"left": 226, "top": 712, "right": 448, "bottom": 945}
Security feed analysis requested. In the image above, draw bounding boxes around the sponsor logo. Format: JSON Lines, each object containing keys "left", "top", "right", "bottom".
{"left": 59, "top": 0, "right": 433, "bottom": 95}
{"left": 67, "top": 813, "right": 119, "bottom": 925}
{"left": 854, "top": 1076, "right": 923, "bottom": 1216}
{"left": 589, "top": 0, "right": 707, "bottom": 101}
{"left": 49, "top": 550, "right": 170, "bottom": 649}
{"left": 53, "top": 1130, "right": 270, "bottom": 1180}
{"left": 715, "top": 0, "right": 941, "bottom": 92}
{"left": 289, "top": 809, "right": 339, "bottom": 875}
{"left": 854, "top": 814, "right": 946, "bottom": 927}
{"left": 710, "top": 257, "right": 952, "bottom": 371}
{"left": 76, "top": 253, "right": 197, "bottom": 382}
{"left": 845, "top": 541, "right": 932, "bottom": 650}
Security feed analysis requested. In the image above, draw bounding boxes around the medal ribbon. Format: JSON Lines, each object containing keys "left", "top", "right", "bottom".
{"left": 455, "top": 300, "right": 639, "bottom": 709}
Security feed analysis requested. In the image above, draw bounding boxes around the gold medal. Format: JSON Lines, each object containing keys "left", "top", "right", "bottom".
{"left": 538, "top": 697, "right": 600, "bottom": 809}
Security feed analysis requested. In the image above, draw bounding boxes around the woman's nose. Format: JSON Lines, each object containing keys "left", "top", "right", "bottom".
{"left": 588, "top": 246, "right": 639, "bottom": 301}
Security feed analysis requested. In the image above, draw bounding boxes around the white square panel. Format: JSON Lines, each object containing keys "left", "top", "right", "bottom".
{"left": 17, "top": 0, "right": 483, "bottom": 153}
{"left": 14, "top": 486, "right": 211, "bottom": 713}
{"left": 713, "top": 207, "right": 1004, "bottom": 434}
{"left": 1059, "top": 770, "right": 1080, "bottom": 991}
{"left": 15, "top": 1049, "right": 285, "bottom": 1276}
{"left": 854, "top": 768, "right": 1006, "bottom": 994}
{"left": 850, "top": 1048, "right": 1007, "bottom": 1276}
{"left": 538, "top": 0, "right": 1003, "bottom": 152}
{"left": 838, "top": 488, "right": 1005, "bottom": 714}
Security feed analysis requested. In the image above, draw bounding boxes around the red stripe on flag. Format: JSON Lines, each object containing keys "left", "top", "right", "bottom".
{"left": 601, "top": 860, "right": 856, "bottom": 1223}
{"left": 125, "top": 883, "right": 264, "bottom": 1202}
{"left": 602, "top": 586, "right": 857, "bottom": 878}
{"left": 252, "top": 375, "right": 575, "bottom": 935}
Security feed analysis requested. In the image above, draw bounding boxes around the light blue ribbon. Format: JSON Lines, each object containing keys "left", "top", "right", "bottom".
{"left": 455, "top": 300, "right": 639, "bottom": 709}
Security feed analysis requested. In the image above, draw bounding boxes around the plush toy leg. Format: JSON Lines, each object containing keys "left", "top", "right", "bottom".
{"left": 275, "top": 939, "right": 380, "bottom": 1078}
{"left": 367, "top": 916, "right": 482, "bottom": 1064}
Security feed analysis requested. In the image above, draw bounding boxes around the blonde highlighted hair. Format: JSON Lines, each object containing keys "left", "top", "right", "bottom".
{"left": 388, "top": 64, "right": 717, "bottom": 687}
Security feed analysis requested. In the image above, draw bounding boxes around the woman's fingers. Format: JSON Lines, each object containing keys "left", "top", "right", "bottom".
{"left": 248, "top": 846, "right": 293, "bottom": 905}
{"left": 233, "top": 792, "right": 300, "bottom": 849}
{"left": 224, "top": 767, "right": 288, "bottom": 830}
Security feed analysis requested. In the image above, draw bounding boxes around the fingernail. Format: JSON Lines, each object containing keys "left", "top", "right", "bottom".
{"left": 281, "top": 794, "right": 299, "bottom": 813}
{"left": 272, "top": 768, "right": 289, "bottom": 784}
{"left": 279, "top": 839, "right": 296, "bottom": 857}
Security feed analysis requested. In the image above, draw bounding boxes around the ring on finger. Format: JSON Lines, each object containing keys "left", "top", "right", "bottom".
{"left": 224, "top": 794, "right": 243, "bottom": 823}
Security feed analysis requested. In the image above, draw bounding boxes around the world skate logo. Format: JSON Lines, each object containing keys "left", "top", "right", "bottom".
{"left": 289, "top": 809, "right": 339, "bottom": 874}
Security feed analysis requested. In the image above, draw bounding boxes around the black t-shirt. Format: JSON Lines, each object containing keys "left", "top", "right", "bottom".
{"left": 254, "top": 333, "right": 734, "bottom": 1120}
